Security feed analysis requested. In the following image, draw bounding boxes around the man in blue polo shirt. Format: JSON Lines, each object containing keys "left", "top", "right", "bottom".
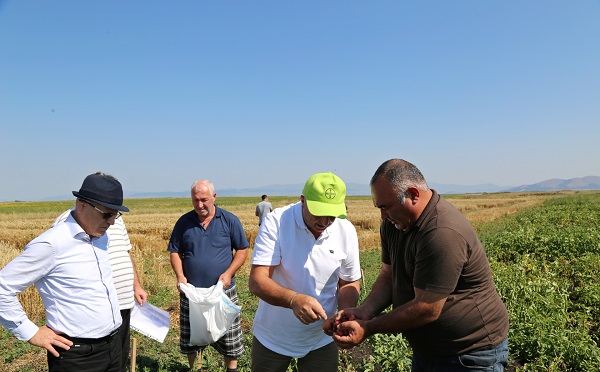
{"left": 168, "top": 180, "right": 249, "bottom": 372}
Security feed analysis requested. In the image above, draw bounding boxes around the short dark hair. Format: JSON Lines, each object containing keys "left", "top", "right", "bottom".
{"left": 261, "top": 194, "right": 268, "bottom": 200}
{"left": 370, "top": 159, "right": 428, "bottom": 201}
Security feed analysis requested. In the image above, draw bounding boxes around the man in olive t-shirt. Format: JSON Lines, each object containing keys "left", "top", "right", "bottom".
{"left": 325, "top": 159, "right": 509, "bottom": 371}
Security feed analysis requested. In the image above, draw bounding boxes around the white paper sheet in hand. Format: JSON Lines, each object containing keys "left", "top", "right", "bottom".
{"left": 130, "top": 302, "right": 170, "bottom": 343}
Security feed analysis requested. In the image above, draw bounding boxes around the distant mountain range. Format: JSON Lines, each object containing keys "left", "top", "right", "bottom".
{"left": 124, "top": 176, "right": 600, "bottom": 199}
{"left": 503, "top": 176, "right": 600, "bottom": 193}
{"left": 33, "top": 176, "right": 599, "bottom": 201}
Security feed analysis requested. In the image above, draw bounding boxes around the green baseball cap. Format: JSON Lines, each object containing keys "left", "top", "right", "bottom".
{"left": 302, "top": 172, "right": 347, "bottom": 219}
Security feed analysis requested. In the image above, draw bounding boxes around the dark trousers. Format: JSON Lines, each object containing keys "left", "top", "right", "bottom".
{"left": 119, "top": 308, "right": 132, "bottom": 371}
{"left": 251, "top": 336, "right": 338, "bottom": 372}
{"left": 412, "top": 337, "right": 509, "bottom": 372}
{"left": 48, "top": 331, "right": 121, "bottom": 372}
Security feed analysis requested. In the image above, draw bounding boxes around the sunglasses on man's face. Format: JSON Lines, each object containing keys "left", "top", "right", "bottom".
{"left": 81, "top": 199, "right": 122, "bottom": 220}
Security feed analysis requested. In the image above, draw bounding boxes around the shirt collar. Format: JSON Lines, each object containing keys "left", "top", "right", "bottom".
{"left": 293, "top": 202, "right": 305, "bottom": 229}
{"left": 189, "top": 206, "right": 223, "bottom": 223}
{"left": 64, "top": 212, "right": 96, "bottom": 242}
{"left": 213, "top": 206, "right": 223, "bottom": 218}
{"left": 292, "top": 201, "right": 331, "bottom": 239}
{"left": 413, "top": 189, "right": 440, "bottom": 230}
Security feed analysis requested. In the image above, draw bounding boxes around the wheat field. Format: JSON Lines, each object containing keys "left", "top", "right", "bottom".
{"left": 0, "top": 191, "right": 567, "bottom": 371}
{"left": 0, "top": 192, "right": 555, "bottom": 322}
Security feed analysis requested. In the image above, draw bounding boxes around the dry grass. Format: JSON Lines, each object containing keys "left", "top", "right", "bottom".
{"left": 1, "top": 352, "right": 47, "bottom": 372}
{"left": 443, "top": 193, "right": 551, "bottom": 224}
{"left": 0, "top": 191, "right": 562, "bottom": 328}
{"left": 1, "top": 191, "right": 592, "bottom": 370}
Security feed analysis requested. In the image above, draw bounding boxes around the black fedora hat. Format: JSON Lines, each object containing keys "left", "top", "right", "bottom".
{"left": 72, "top": 173, "right": 129, "bottom": 212}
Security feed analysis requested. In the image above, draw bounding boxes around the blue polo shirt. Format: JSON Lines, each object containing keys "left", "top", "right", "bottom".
{"left": 168, "top": 207, "right": 249, "bottom": 289}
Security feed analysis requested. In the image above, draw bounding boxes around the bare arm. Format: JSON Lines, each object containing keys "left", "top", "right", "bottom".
{"left": 169, "top": 252, "right": 187, "bottom": 293}
{"left": 128, "top": 253, "right": 148, "bottom": 305}
{"left": 218, "top": 248, "right": 249, "bottom": 288}
{"left": 337, "top": 278, "right": 360, "bottom": 311}
{"left": 322, "top": 273, "right": 362, "bottom": 336}
{"left": 249, "top": 264, "right": 327, "bottom": 324}
{"left": 249, "top": 265, "right": 296, "bottom": 308}
{"left": 365, "top": 287, "right": 447, "bottom": 335}
{"left": 333, "top": 282, "right": 447, "bottom": 349}
{"left": 355, "top": 263, "right": 394, "bottom": 319}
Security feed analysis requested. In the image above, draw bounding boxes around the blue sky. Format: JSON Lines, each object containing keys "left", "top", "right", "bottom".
{"left": 1, "top": 1, "right": 599, "bottom": 201}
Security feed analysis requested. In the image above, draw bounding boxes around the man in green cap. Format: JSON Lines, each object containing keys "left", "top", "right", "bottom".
{"left": 249, "top": 172, "right": 361, "bottom": 372}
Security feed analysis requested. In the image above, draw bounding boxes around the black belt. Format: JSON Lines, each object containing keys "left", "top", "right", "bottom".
{"left": 64, "top": 329, "right": 119, "bottom": 344}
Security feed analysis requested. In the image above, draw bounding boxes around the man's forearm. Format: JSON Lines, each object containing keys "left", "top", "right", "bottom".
{"left": 359, "top": 267, "right": 393, "bottom": 319}
{"left": 169, "top": 252, "right": 186, "bottom": 282}
{"left": 365, "top": 300, "right": 430, "bottom": 336}
{"left": 365, "top": 286, "right": 448, "bottom": 337}
{"left": 129, "top": 254, "right": 142, "bottom": 287}
{"left": 338, "top": 280, "right": 360, "bottom": 310}
{"left": 224, "top": 248, "right": 248, "bottom": 277}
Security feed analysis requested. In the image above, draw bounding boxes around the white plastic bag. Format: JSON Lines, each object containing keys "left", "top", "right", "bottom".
{"left": 179, "top": 281, "right": 241, "bottom": 346}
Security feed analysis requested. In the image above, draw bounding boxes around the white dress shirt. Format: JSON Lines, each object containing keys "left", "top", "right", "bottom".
{"left": 54, "top": 209, "right": 136, "bottom": 310}
{"left": 0, "top": 213, "right": 122, "bottom": 341}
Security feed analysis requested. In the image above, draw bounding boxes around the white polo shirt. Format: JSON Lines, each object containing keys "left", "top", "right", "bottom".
{"left": 251, "top": 202, "right": 361, "bottom": 357}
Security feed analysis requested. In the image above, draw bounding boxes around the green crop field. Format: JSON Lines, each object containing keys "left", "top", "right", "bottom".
{"left": 1, "top": 191, "right": 599, "bottom": 371}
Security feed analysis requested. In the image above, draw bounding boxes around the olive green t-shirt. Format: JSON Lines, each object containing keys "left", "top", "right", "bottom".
{"left": 381, "top": 190, "right": 509, "bottom": 357}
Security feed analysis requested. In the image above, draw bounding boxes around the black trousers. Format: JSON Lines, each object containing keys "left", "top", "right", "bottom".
{"left": 48, "top": 330, "right": 121, "bottom": 372}
{"left": 119, "top": 308, "right": 132, "bottom": 371}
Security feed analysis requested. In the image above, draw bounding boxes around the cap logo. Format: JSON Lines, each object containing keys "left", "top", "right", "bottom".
{"left": 325, "top": 188, "right": 336, "bottom": 199}
{"left": 302, "top": 172, "right": 346, "bottom": 218}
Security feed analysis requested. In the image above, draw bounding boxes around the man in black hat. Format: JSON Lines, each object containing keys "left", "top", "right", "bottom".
{"left": 0, "top": 173, "right": 128, "bottom": 372}
{"left": 53, "top": 172, "right": 148, "bottom": 371}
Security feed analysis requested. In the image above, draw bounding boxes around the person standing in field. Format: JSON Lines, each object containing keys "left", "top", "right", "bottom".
{"left": 249, "top": 172, "right": 361, "bottom": 372}
{"left": 52, "top": 171, "right": 148, "bottom": 372}
{"left": 168, "top": 180, "right": 249, "bottom": 372}
{"left": 324, "top": 159, "right": 510, "bottom": 371}
{"left": 255, "top": 194, "right": 273, "bottom": 226}
{"left": 0, "top": 173, "right": 128, "bottom": 372}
